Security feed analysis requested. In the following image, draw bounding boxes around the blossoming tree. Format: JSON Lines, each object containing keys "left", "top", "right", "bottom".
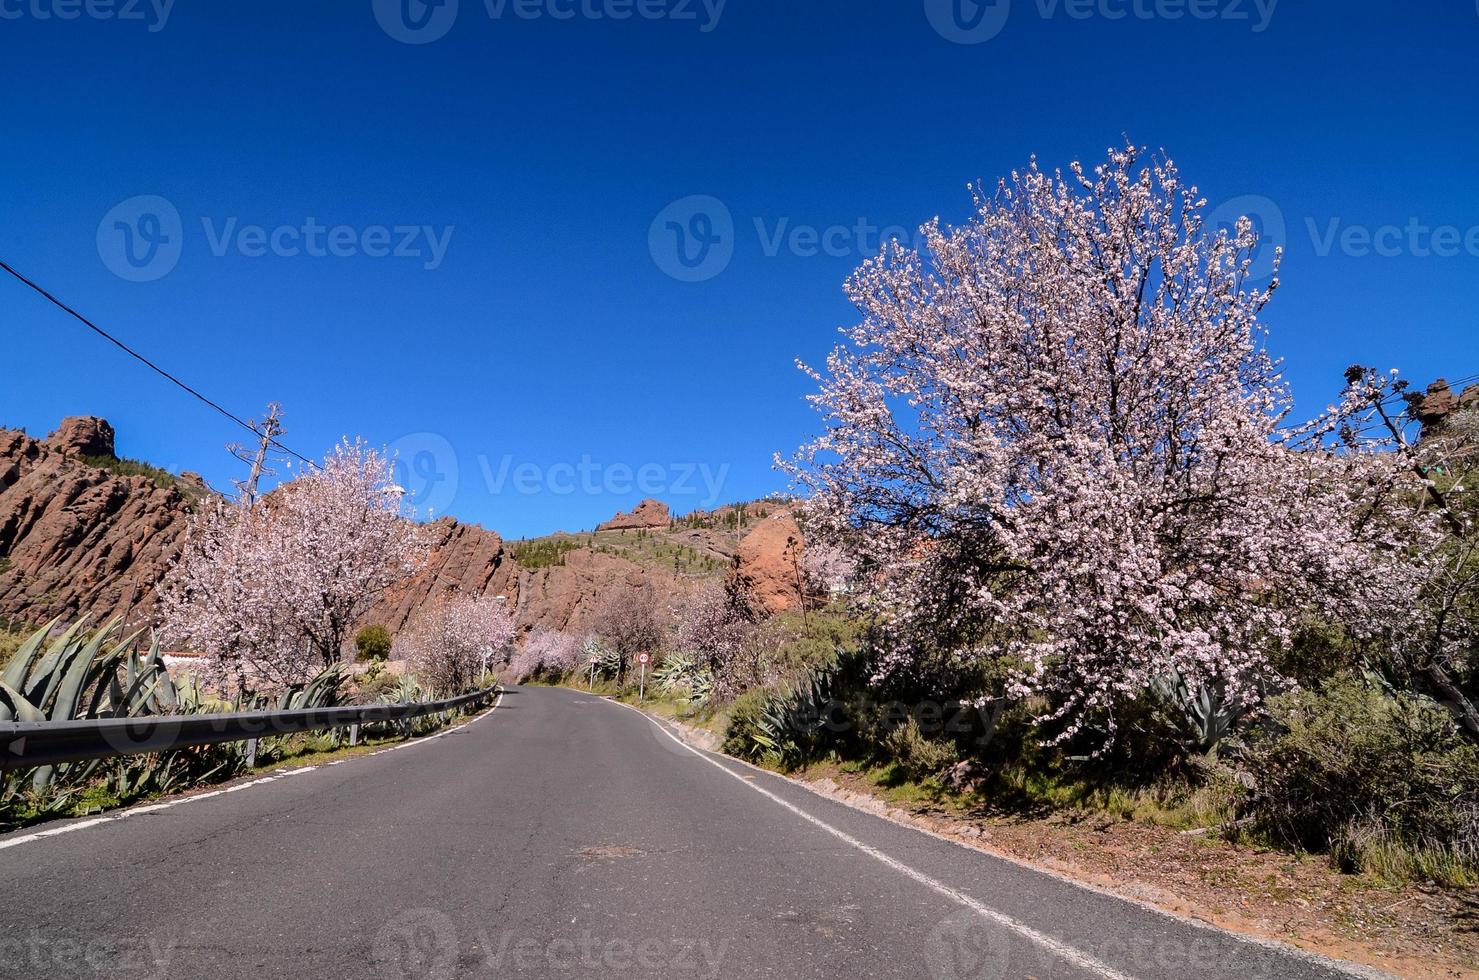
{"left": 396, "top": 592, "right": 514, "bottom": 694}
{"left": 508, "top": 628, "right": 582, "bottom": 683}
{"left": 787, "top": 144, "right": 1426, "bottom": 743}
{"left": 272, "top": 440, "right": 431, "bottom": 669}
{"left": 160, "top": 439, "right": 431, "bottom": 691}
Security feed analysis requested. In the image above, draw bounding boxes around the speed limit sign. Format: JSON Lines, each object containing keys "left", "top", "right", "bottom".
{"left": 636, "top": 651, "right": 651, "bottom": 701}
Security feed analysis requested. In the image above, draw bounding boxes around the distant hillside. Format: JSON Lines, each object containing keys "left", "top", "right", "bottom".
{"left": 0, "top": 419, "right": 803, "bottom": 644}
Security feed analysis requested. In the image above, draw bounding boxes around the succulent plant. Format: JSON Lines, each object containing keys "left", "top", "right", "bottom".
{"left": 1, "top": 618, "right": 347, "bottom": 830}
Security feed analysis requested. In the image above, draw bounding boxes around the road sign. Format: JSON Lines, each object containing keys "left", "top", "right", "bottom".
{"left": 637, "top": 652, "right": 651, "bottom": 702}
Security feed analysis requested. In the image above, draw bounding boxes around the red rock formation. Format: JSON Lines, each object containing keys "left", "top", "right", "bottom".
{"left": 44, "top": 416, "right": 116, "bottom": 458}
{"left": 0, "top": 422, "right": 720, "bottom": 645}
{"left": 596, "top": 498, "right": 671, "bottom": 531}
{"left": 0, "top": 428, "right": 192, "bottom": 629}
{"left": 1412, "top": 379, "right": 1479, "bottom": 437}
{"left": 728, "top": 513, "right": 805, "bottom": 616}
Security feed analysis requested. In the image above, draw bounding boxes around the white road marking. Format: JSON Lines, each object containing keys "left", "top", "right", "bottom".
{"left": 0, "top": 817, "right": 114, "bottom": 851}
{"left": 606, "top": 698, "right": 1135, "bottom": 980}
{"left": 0, "top": 690, "right": 503, "bottom": 852}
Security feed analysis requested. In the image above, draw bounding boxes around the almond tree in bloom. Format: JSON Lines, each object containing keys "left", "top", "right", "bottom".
{"left": 786, "top": 144, "right": 1428, "bottom": 744}
{"left": 674, "top": 581, "right": 753, "bottom": 697}
{"left": 274, "top": 439, "right": 431, "bottom": 669}
{"left": 508, "top": 628, "right": 582, "bottom": 683}
{"left": 799, "top": 542, "right": 855, "bottom": 600}
{"left": 157, "top": 499, "right": 315, "bottom": 692}
{"left": 160, "top": 439, "right": 431, "bottom": 691}
{"left": 591, "top": 579, "right": 666, "bottom": 683}
{"left": 1326, "top": 367, "right": 1478, "bottom": 739}
{"left": 397, "top": 592, "right": 514, "bottom": 694}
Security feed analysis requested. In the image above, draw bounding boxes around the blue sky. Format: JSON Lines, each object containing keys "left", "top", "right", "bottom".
{"left": 2, "top": 0, "right": 1477, "bottom": 538}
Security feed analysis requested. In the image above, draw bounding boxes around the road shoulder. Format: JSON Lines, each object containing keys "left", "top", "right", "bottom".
{"left": 609, "top": 694, "right": 1476, "bottom": 980}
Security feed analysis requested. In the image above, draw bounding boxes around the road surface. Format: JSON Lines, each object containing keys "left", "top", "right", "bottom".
{"left": 0, "top": 685, "right": 1377, "bottom": 980}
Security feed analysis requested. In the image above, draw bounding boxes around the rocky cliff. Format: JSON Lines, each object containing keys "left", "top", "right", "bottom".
{"left": 596, "top": 497, "right": 671, "bottom": 531}
{"left": 0, "top": 426, "right": 194, "bottom": 628}
{"left": 0, "top": 420, "right": 728, "bottom": 642}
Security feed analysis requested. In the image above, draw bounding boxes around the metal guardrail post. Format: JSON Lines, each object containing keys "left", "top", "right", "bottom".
{"left": 244, "top": 738, "right": 257, "bottom": 768}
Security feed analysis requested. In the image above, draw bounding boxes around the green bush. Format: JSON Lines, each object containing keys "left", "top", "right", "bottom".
{"left": 356, "top": 669, "right": 401, "bottom": 704}
{"left": 1243, "top": 676, "right": 1479, "bottom": 885}
{"left": 354, "top": 624, "right": 392, "bottom": 662}
{"left": 721, "top": 689, "right": 774, "bottom": 762}
{"left": 883, "top": 717, "right": 961, "bottom": 782}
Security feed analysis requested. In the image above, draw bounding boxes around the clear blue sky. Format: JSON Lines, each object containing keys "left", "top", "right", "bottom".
{"left": 3, "top": 1, "right": 1476, "bottom": 538}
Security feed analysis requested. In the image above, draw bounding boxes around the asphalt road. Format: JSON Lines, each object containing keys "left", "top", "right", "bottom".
{"left": 0, "top": 685, "right": 1379, "bottom": 980}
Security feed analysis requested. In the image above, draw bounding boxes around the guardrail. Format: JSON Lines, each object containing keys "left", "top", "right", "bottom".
{"left": 0, "top": 686, "right": 499, "bottom": 770}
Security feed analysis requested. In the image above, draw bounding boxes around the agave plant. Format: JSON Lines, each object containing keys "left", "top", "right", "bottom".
{"left": 750, "top": 665, "right": 837, "bottom": 769}
{"left": 584, "top": 638, "right": 623, "bottom": 681}
{"left": 653, "top": 652, "right": 715, "bottom": 707}
{"left": 1, "top": 618, "right": 348, "bottom": 829}
{"left": 367, "top": 674, "right": 444, "bottom": 738}
{"left": 1151, "top": 668, "right": 1248, "bottom": 755}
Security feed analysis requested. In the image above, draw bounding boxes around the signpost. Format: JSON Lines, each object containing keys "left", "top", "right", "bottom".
{"left": 637, "top": 651, "right": 651, "bottom": 702}
{"left": 589, "top": 655, "right": 597, "bottom": 690}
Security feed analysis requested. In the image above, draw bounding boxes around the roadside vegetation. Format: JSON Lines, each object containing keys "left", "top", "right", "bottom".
{"left": 1, "top": 438, "right": 512, "bottom": 832}
{"left": 518, "top": 145, "right": 1479, "bottom": 897}
{"left": 0, "top": 617, "right": 498, "bottom": 832}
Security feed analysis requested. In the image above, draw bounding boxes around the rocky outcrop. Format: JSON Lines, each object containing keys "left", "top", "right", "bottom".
{"left": 728, "top": 513, "right": 805, "bottom": 616}
{"left": 1411, "top": 379, "right": 1479, "bottom": 436}
{"left": 597, "top": 498, "right": 670, "bottom": 531}
{"left": 44, "top": 416, "right": 116, "bottom": 459}
{"left": 366, "top": 521, "right": 685, "bottom": 641}
{"left": 501, "top": 548, "right": 682, "bottom": 636}
{"left": 0, "top": 419, "right": 760, "bottom": 648}
{"left": 0, "top": 427, "right": 193, "bottom": 629}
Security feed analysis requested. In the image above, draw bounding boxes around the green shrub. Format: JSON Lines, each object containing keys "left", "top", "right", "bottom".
{"left": 883, "top": 718, "right": 961, "bottom": 782}
{"left": 356, "top": 669, "right": 401, "bottom": 704}
{"left": 722, "top": 689, "right": 774, "bottom": 762}
{"left": 354, "top": 624, "right": 392, "bottom": 661}
{"left": 1244, "top": 676, "right": 1479, "bottom": 885}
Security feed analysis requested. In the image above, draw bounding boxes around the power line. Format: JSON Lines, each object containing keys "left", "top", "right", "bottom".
{"left": 0, "top": 257, "right": 318, "bottom": 470}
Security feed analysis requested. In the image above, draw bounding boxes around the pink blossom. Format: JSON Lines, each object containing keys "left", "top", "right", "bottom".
{"left": 785, "top": 143, "right": 1432, "bottom": 745}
